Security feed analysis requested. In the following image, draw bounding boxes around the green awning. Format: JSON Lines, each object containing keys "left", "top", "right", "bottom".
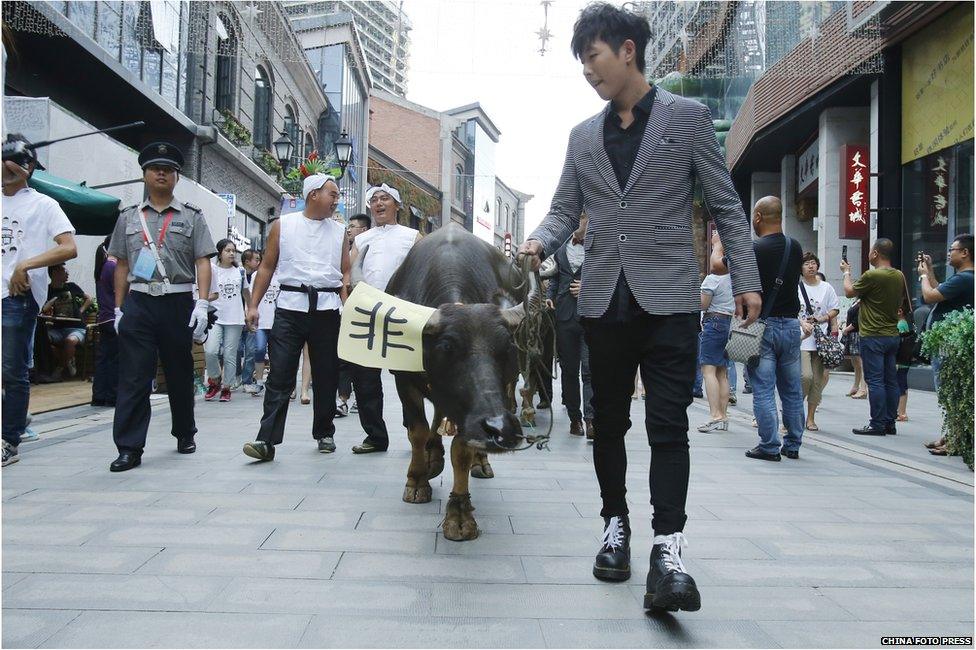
{"left": 28, "top": 170, "right": 121, "bottom": 236}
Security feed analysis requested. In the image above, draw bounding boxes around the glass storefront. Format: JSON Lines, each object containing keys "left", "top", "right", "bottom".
{"left": 901, "top": 139, "right": 974, "bottom": 304}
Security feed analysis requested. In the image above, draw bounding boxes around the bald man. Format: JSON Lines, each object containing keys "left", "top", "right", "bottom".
{"left": 712, "top": 196, "right": 804, "bottom": 461}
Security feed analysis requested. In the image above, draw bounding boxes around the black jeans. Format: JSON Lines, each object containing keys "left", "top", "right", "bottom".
{"left": 582, "top": 312, "right": 699, "bottom": 536}
{"left": 257, "top": 308, "right": 340, "bottom": 445}
{"left": 349, "top": 363, "right": 388, "bottom": 448}
{"left": 556, "top": 318, "right": 593, "bottom": 421}
{"left": 113, "top": 292, "right": 196, "bottom": 453}
{"left": 92, "top": 323, "right": 119, "bottom": 404}
{"left": 337, "top": 359, "right": 353, "bottom": 400}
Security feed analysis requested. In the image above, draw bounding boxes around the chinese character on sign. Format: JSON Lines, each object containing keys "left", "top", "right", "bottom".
{"left": 930, "top": 155, "right": 949, "bottom": 227}
{"left": 840, "top": 145, "right": 869, "bottom": 239}
{"left": 349, "top": 301, "right": 415, "bottom": 358}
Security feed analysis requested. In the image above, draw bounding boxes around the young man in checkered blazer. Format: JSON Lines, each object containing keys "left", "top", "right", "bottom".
{"left": 519, "top": 3, "right": 762, "bottom": 613}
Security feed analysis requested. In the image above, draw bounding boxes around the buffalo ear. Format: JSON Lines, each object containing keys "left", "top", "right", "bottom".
{"left": 501, "top": 304, "right": 525, "bottom": 330}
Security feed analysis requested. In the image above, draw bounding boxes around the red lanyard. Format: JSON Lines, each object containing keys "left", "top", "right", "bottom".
{"left": 142, "top": 209, "right": 175, "bottom": 247}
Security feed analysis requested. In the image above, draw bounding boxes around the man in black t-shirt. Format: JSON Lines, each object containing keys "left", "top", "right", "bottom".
{"left": 712, "top": 196, "right": 804, "bottom": 461}
{"left": 41, "top": 263, "right": 91, "bottom": 378}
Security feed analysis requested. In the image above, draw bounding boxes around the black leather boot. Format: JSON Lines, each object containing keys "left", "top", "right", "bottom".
{"left": 644, "top": 533, "right": 701, "bottom": 612}
{"left": 592, "top": 515, "right": 631, "bottom": 581}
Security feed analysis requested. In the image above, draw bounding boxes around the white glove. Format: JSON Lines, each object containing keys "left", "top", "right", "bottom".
{"left": 188, "top": 299, "right": 210, "bottom": 341}
{"left": 114, "top": 307, "right": 123, "bottom": 334}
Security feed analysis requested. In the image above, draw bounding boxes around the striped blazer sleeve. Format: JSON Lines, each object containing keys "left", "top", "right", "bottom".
{"left": 528, "top": 130, "right": 583, "bottom": 258}
{"left": 692, "top": 104, "right": 762, "bottom": 296}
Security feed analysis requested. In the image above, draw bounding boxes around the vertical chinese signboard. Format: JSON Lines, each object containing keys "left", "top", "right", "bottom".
{"left": 928, "top": 153, "right": 950, "bottom": 228}
{"left": 840, "top": 145, "right": 869, "bottom": 239}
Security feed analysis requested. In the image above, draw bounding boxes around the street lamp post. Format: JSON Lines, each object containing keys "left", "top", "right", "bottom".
{"left": 334, "top": 131, "right": 353, "bottom": 180}
{"left": 273, "top": 131, "right": 294, "bottom": 170}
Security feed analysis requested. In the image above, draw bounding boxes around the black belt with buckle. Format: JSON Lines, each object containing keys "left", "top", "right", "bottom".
{"left": 279, "top": 284, "right": 342, "bottom": 313}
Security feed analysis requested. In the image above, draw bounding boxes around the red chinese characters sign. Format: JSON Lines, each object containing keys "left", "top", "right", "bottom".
{"left": 840, "top": 145, "right": 869, "bottom": 240}
{"left": 928, "top": 153, "right": 950, "bottom": 228}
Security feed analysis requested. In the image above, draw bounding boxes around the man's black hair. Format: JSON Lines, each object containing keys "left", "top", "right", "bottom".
{"left": 873, "top": 237, "right": 895, "bottom": 260}
{"left": 242, "top": 249, "right": 261, "bottom": 264}
{"left": 953, "top": 233, "right": 974, "bottom": 259}
{"left": 571, "top": 2, "right": 651, "bottom": 73}
{"left": 349, "top": 213, "right": 371, "bottom": 229}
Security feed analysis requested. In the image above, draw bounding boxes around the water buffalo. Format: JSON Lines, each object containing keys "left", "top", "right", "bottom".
{"left": 385, "top": 224, "right": 533, "bottom": 541}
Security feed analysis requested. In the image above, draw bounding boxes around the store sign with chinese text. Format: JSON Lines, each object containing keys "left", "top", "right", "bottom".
{"left": 928, "top": 153, "right": 950, "bottom": 228}
{"left": 840, "top": 145, "right": 869, "bottom": 239}
{"left": 797, "top": 137, "right": 819, "bottom": 194}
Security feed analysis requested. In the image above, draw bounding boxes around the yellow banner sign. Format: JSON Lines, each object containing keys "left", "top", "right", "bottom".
{"left": 338, "top": 283, "right": 436, "bottom": 372}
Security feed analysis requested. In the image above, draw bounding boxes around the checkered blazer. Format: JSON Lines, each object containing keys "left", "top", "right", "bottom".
{"left": 529, "top": 87, "right": 761, "bottom": 318}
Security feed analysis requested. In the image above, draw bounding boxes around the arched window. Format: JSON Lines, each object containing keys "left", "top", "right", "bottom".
{"left": 253, "top": 66, "right": 273, "bottom": 150}
{"left": 504, "top": 205, "right": 511, "bottom": 233}
{"left": 283, "top": 104, "right": 300, "bottom": 166}
{"left": 214, "top": 13, "right": 238, "bottom": 113}
{"left": 454, "top": 165, "right": 464, "bottom": 203}
{"left": 496, "top": 198, "right": 502, "bottom": 227}
{"left": 304, "top": 131, "right": 314, "bottom": 159}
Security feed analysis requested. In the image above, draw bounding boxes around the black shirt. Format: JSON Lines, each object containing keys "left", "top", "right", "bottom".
{"left": 753, "top": 233, "right": 802, "bottom": 318}
{"left": 597, "top": 86, "right": 658, "bottom": 323}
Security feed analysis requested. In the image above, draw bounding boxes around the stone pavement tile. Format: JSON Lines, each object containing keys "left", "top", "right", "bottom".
{"left": 829, "top": 508, "right": 970, "bottom": 525}
{"left": 3, "top": 574, "right": 231, "bottom": 611}
{"left": 135, "top": 548, "right": 342, "bottom": 579}
{"left": 116, "top": 478, "right": 253, "bottom": 494}
{"left": 1, "top": 609, "right": 81, "bottom": 649}
{"left": 435, "top": 532, "right": 596, "bottom": 557}
{"left": 374, "top": 483, "right": 507, "bottom": 501}
{"left": 756, "top": 539, "right": 974, "bottom": 563}
{"left": 701, "top": 505, "right": 855, "bottom": 523}
{"left": 56, "top": 505, "right": 212, "bottom": 525}
{"left": 791, "top": 522, "right": 948, "bottom": 542}
{"left": 10, "top": 488, "right": 160, "bottom": 506}
{"left": 866, "top": 562, "right": 975, "bottom": 588}
{"left": 88, "top": 523, "right": 276, "bottom": 548}
{"left": 0, "top": 502, "right": 67, "bottom": 522}
{"left": 298, "top": 614, "right": 545, "bottom": 648}
{"left": 468, "top": 501, "right": 586, "bottom": 517}
{"left": 941, "top": 524, "right": 975, "bottom": 542}
{"left": 149, "top": 492, "right": 304, "bottom": 510}
{"left": 819, "top": 587, "right": 975, "bottom": 622}
{"left": 625, "top": 585, "right": 856, "bottom": 621}
{"left": 3, "top": 572, "right": 31, "bottom": 591}
{"left": 42, "top": 610, "right": 312, "bottom": 648}
{"left": 297, "top": 495, "right": 442, "bottom": 514}
{"left": 539, "top": 618, "right": 780, "bottom": 648}
{"left": 240, "top": 482, "right": 375, "bottom": 497}
{"left": 500, "top": 489, "right": 604, "bottom": 504}
{"left": 262, "top": 527, "right": 436, "bottom": 554}
{"left": 854, "top": 496, "right": 974, "bottom": 512}
{"left": 201, "top": 507, "right": 357, "bottom": 529}
{"left": 756, "top": 620, "right": 976, "bottom": 649}
{"left": 3, "top": 545, "right": 163, "bottom": 574}
{"left": 519, "top": 555, "right": 714, "bottom": 587}
{"left": 2, "top": 523, "right": 101, "bottom": 547}
{"left": 356, "top": 512, "right": 512, "bottom": 534}
{"left": 696, "top": 559, "right": 881, "bottom": 587}
{"left": 332, "top": 552, "right": 526, "bottom": 584}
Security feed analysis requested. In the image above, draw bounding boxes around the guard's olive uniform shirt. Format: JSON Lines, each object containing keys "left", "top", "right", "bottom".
{"left": 107, "top": 199, "right": 214, "bottom": 284}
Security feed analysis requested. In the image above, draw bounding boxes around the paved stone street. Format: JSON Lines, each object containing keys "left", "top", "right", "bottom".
{"left": 3, "top": 370, "right": 973, "bottom": 648}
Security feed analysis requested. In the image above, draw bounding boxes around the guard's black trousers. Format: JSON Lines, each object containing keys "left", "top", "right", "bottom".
{"left": 582, "top": 312, "right": 699, "bottom": 536}
{"left": 348, "top": 363, "right": 388, "bottom": 448}
{"left": 257, "top": 308, "right": 340, "bottom": 445}
{"left": 113, "top": 292, "right": 196, "bottom": 453}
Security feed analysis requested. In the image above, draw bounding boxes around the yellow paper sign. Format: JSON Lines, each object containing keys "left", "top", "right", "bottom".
{"left": 338, "top": 283, "right": 436, "bottom": 372}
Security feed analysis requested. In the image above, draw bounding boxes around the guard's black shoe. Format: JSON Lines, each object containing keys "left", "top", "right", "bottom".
{"left": 592, "top": 515, "right": 631, "bottom": 582}
{"left": 782, "top": 448, "right": 799, "bottom": 459}
{"left": 242, "top": 441, "right": 275, "bottom": 462}
{"left": 110, "top": 451, "right": 142, "bottom": 472}
{"left": 177, "top": 437, "right": 196, "bottom": 454}
{"left": 853, "top": 425, "right": 886, "bottom": 436}
{"left": 884, "top": 425, "right": 897, "bottom": 436}
{"left": 745, "top": 446, "right": 781, "bottom": 462}
{"left": 644, "top": 532, "right": 701, "bottom": 612}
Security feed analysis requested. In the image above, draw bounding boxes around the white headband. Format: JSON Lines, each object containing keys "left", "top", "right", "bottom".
{"left": 366, "top": 183, "right": 401, "bottom": 205}
{"left": 302, "top": 173, "right": 337, "bottom": 200}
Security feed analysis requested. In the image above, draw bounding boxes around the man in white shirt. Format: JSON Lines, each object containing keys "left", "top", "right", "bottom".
{"left": 242, "top": 174, "right": 350, "bottom": 461}
{"left": 348, "top": 183, "right": 420, "bottom": 454}
{"left": 2, "top": 139, "right": 78, "bottom": 466}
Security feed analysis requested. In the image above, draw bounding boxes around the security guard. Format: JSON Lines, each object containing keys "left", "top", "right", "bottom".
{"left": 106, "top": 142, "right": 215, "bottom": 472}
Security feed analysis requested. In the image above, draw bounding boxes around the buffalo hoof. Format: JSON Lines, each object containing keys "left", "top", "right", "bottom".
{"left": 470, "top": 458, "right": 494, "bottom": 480}
{"left": 426, "top": 446, "right": 445, "bottom": 480}
{"left": 443, "top": 492, "right": 479, "bottom": 541}
{"left": 402, "top": 483, "right": 432, "bottom": 503}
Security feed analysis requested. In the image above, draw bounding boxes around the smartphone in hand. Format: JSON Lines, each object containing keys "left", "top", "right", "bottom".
{"left": 841, "top": 245, "right": 848, "bottom": 263}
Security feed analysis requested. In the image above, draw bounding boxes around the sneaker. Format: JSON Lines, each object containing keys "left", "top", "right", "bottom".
{"left": 696, "top": 419, "right": 728, "bottom": 433}
{"left": 250, "top": 382, "right": 265, "bottom": 397}
{"left": 20, "top": 427, "right": 38, "bottom": 442}
{"left": 644, "top": 532, "right": 701, "bottom": 612}
{"left": 349, "top": 400, "right": 359, "bottom": 413}
{"left": 335, "top": 400, "right": 349, "bottom": 418}
{"left": 219, "top": 387, "right": 232, "bottom": 402}
{"left": 230, "top": 379, "right": 242, "bottom": 391}
{"left": 66, "top": 358, "right": 77, "bottom": 377}
{"left": 242, "top": 383, "right": 257, "bottom": 395}
{"left": 318, "top": 436, "right": 336, "bottom": 453}
{"left": 242, "top": 441, "right": 275, "bottom": 462}
{"left": 728, "top": 392, "right": 737, "bottom": 405}
{"left": 743, "top": 385, "right": 753, "bottom": 395}
{"left": 352, "top": 439, "right": 387, "bottom": 454}
{"left": 204, "top": 379, "right": 221, "bottom": 401}
{"left": 593, "top": 515, "right": 631, "bottom": 581}
{"left": 2, "top": 441, "right": 19, "bottom": 466}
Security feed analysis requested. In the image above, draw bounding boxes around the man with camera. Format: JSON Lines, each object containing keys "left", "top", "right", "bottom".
{"left": 106, "top": 142, "right": 215, "bottom": 472}
{"left": 2, "top": 135, "right": 78, "bottom": 467}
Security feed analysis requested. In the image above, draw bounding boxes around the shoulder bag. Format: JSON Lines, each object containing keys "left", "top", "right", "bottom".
{"left": 799, "top": 282, "right": 844, "bottom": 369}
{"left": 725, "top": 237, "right": 792, "bottom": 367}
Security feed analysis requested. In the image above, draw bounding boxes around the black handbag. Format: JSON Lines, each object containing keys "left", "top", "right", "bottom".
{"left": 799, "top": 282, "right": 844, "bottom": 369}
{"left": 897, "top": 272, "right": 918, "bottom": 365}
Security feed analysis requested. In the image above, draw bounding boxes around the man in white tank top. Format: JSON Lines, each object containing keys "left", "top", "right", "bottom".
{"left": 347, "top": 183, "right": 421, "bottom": 454}
{"left": 241, "top": 175, "right": 350, "bottom": 462}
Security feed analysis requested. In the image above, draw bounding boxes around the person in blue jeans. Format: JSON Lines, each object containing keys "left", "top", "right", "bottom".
{"left": 712, "top": 196, "right": 804, "bottom": 460}
{"left": 843, "top": 238, "right": 907, "bottom": 436}
{"left": 2, "top": 152, "right": 78, "bottom": 466}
